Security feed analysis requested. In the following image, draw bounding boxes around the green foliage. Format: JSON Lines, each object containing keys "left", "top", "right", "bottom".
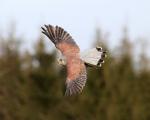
{"left": 0, "top": 27, "right": 149, "bottom": 120}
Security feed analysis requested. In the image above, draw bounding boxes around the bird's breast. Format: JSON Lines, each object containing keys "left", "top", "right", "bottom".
{"left": 66, "top": 57, "right": 85, "bottom": 81}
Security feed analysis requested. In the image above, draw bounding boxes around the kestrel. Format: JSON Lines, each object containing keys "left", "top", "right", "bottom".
{"left": 41, "top": 25, "right": 106, "bottom": 96}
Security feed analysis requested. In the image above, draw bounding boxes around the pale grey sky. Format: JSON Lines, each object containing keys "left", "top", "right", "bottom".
{"left": 0, "top": 0, "right": 150, "bottom": 51}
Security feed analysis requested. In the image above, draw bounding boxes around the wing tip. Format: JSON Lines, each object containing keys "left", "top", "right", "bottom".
{"left": 41, "top": 24, "right": 74, "bottom": 45}
{"left": 65, "top": 71, "right": 87, "bottom": 96}
{"left": 65, "top": 80, "right": 83, "bottom": 96}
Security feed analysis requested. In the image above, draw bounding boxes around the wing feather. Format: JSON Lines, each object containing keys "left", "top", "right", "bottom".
{"left": 41, "top": 25, "right": 87, "bottom": 96}
{"left": 65, "top": 69, "right": 87, "bottom": 96}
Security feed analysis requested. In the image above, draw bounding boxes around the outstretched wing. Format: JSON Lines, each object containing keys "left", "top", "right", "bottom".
{"left": 41, "top": 25, "right": 87, "bottom": 96}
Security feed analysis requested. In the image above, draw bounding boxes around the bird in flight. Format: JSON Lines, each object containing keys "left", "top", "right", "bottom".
{"left": 41, "top": 25, "right": 106, "bottom": 96}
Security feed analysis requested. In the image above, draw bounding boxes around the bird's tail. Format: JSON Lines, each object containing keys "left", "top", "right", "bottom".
{"left": 41, "top": 25, "right": 72, "bottom": 45}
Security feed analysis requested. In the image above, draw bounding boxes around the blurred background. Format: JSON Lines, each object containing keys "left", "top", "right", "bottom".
{"left": 0, "top": 0, "right": 150, "bottom": 120}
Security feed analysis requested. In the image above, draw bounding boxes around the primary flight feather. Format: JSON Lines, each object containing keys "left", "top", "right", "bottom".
{"left": 41, "top": 25, "right": 87, "bottom": 96}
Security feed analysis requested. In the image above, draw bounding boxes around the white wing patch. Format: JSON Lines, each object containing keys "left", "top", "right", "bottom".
{"left": 80, "top": 47, "right": 106, "bottom": 67}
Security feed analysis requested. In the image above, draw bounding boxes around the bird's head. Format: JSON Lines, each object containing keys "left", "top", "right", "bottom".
{"left": 57, "top": 58, "right": 66, "bottom": 66}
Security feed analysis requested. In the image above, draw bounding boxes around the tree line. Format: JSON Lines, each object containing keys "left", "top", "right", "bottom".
{"left": 0, "top": 26, "right": 150, "bottom": 120}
